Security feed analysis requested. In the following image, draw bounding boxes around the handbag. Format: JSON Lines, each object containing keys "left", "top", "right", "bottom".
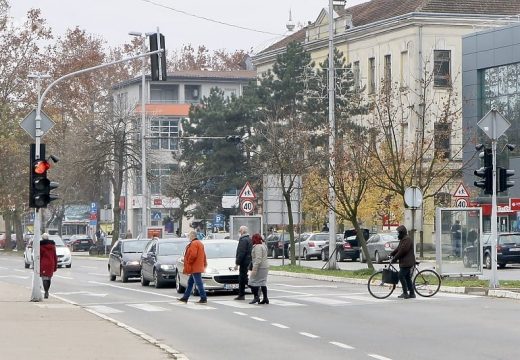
{"left": 382, "top": 268, "right": 399, "bottom": 284}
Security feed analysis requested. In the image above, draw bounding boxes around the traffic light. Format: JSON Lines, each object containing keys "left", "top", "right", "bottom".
{"left": 480, "top": 148, "right": 492, "bottom": 168}
{"left": 29, "top": 143, "right": 59, "bottom": 209}
{"left": 149, "top": 33, "right": 166, "bottom": 81}
{"left": 474, "top": 166, "right": 492, "bottom": 195}
{"left": 498, "top": 167, "right": 515, "bottom": 193}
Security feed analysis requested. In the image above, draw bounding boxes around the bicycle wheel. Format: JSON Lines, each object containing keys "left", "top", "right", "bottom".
{"left": 368, "top": 270, "right": 396, "bottom": 299}
{"left": 413, "top": 269, "right": 441, "bottom": 297}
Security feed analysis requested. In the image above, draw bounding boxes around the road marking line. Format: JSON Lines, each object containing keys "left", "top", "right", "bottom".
{"left": 0, "top": 275, "right": 30, "bottom": 279}
{"left": 271, "top": 323, "right": 289, "bottom": 329}
{"left": 233, "top": 311, "right": 248, "bottom": 316}
{"left": 299, "top": 332, "right": 319, "bottom": 339}
{"left": 268, "top": 299, "right": 306, "bottom": 307}
{"left": 340, "top": 295, "right": 384, "bottom": 303}
{"left": 170, "top": 302, "right": 216, "bottom": 310}
{"left": 89, "top": 281, "right": 178, "bottom": 299}
{"left": 298, "top": 296, "right": 351, "bottom": 305}
{"left": 211, "top": 300, "right": 257, "bottom": 308}
{"left": 250, "top": 316, "right": 266, "bottom": 322}
{"left": 368, "top": 354, "right": 393, "bottom": 360}
{"left": 127, "top": 303, "right": 168, "bottom": 312}
{"left": 268, "top": 288, "right": 310, "bottom": 295}
{"left": 54, "top": 274, "right": 74, "bottom": 279}
{"left": 274, "top": 284, "right": 337, "bottom": 288}
{"left": 86, "top": 305, "right": 123, "bottom": 314}
{"left": 88, "top": 273, "right": 108, "bottom": 276}
{"left": 329, "top": 341, "right": 354, "bottom": 349}
{"left": 81, "top": 266, "right": 97, "bottom": 269}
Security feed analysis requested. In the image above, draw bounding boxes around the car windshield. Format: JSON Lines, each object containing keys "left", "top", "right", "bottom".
{"left": 204, "top": 242, "right": 237, "bottom": 258}
{"left": 313, "top": 234, "right": 329, "bottom": 241}
{"left": 381, "top": 234, "right": 398, "bottom": 242}
{"left": 498, "top": 234, "right": 520, "bottom": 245}
{"left": 158, "top": 242, "right": 188, "bottom": 256}
{"left": 123, "top": 240, "right": 148, "bottom": 253}
{"left": 52, "top": 238, "right": 65, "bottom": 247}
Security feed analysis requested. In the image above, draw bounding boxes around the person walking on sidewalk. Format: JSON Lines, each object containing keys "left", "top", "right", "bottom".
{"left": 40, "top": 233, "right": 58, "bottom": 299}
{"left": 248, "top": 233, "right": 269, "bottom": 304}
{"left": 390, "top": 225, "right": 416, "bottom": 299}
{"left": 178, "top": 230, "right": 208, "bottom": 304}
{"left": 234, "top": 226, "right": 252, "bottom": 300}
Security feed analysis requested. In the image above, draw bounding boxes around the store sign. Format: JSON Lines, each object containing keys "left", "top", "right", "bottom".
{"left": 510, "top": 198, "right": 520, "bottom": 211}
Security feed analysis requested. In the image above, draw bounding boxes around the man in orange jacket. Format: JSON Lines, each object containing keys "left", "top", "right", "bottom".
{"left": 178, "top": 229, "right": 208, "bottom": 304}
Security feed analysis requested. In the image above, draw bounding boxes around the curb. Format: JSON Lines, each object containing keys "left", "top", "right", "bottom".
{"left": 269, "top": 270, "right": 520, "bottom": 300}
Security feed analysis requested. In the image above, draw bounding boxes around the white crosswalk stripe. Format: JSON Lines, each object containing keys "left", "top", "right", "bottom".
{"left": 298, "top": 296, "right": 351, "bottom": 305}
{"left": 210, "top": 300, "right": 258, "bottom": 308}
{"left": 127, "top": 303, "right": 168, "bottom": 312}
{"left": 170, "top": 302, "right": 216, "bottom": 310}
{"left": 268, "top": 299, "right": 306, "bottom": 307}
{"left": 87, "top": 305, "right": 123, "bottom": 314}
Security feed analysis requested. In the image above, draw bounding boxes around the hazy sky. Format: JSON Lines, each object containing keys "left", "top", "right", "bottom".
{"left": 9, "top": 0, "right": 369, "bottom": 53}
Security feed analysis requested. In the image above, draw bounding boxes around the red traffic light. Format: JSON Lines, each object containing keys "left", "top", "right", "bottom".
{"left": 34, "top": 160, "right": 50, "bottom": 175}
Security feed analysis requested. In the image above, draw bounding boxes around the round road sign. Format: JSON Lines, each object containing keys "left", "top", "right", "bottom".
{"left": 241, "top": 200, "right": 255, "bottom": 213}
{"left": 456, "top": 198, "right": 468, "bottom": 208}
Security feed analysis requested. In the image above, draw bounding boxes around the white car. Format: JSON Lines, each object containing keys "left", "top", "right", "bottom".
{"left": 176, "top": 239, "right": 239, "bottom": 294}
{"left": 24, "top": 235, "right": 72, "bottom": 269}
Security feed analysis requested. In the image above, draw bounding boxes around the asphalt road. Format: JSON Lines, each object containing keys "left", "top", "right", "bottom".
{"left": 1, "top": 252, "right": 519, "bottom": 360}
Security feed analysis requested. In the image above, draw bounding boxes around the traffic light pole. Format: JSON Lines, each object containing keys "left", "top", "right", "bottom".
{"left": 28, "top": 48, "right": 163, "bottom": 301}
{"left": 490, "top": 137, "right": 499, "bottom": 288}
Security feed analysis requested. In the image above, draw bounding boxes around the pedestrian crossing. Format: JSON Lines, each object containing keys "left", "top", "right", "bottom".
{"left": 84, "top": 292, "right": 477, "bottom": 315}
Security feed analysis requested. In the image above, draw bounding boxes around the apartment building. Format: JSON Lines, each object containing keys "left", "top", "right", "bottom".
{"left": 113, "top": 70, "right": 256, "bottom": 236}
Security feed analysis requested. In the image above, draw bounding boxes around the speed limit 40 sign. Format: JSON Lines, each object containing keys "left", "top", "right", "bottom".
{"left": 240, "top": 199, "right": 255, "bottom": 214}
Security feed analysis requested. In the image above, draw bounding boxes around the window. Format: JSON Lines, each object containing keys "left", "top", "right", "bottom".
{"left": 150, "top": 164, "right": 177, "bottom": 195}
{"left": 434, "top": 50, "right": 451, "bottom": 87}
{"left": 434, "top": 122, "right": 451, "bottom": 159}
{"left": 150, "top": 85, "right": 179, "bottom": 103}
{"left": 384, "top": 54, "right": 392, "bottom": 92}
{"left": 185, "top": 85, "right": 201, "bottom": 103}
{"left": 116, "top": 92, "right": 128, "bottom": 109}
{"left": 368, "top": 57, "right": 376, "bottom": 94}
{"left": 353, "top": 61, "right": 360, "bottom": 90}
{"left": 150, "top": 117, "right": 180, "bottom": 151}
{"left": 400, "top": 51, "right": 408, "bottom": 88}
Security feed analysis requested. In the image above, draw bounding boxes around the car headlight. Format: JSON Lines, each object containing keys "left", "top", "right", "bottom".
{"left": 204, "top": 268, "right": 219, "bottom": 275}
{"left": 160, "top": 264, "right": 175, "bottom": 270}
{"left": 125, "top": 261, "right": 140, "bottom": 266}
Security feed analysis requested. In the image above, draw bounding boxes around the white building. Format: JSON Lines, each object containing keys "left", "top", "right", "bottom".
{"left": 113, "top": 70, "right": 256, "bottom": 236}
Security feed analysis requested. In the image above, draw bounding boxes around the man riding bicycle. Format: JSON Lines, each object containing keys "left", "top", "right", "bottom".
{"left": 390, "top": 225, "right": 416, "bottom": 299}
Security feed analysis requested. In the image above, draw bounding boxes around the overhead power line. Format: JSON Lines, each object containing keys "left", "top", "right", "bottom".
{"left": 140, "top": 0, "right": 284, "bottom": 36}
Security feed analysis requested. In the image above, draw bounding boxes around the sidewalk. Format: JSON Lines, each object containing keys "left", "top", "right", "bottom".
{"left": 0, "top": 281, "right": 186, "bottom": 360}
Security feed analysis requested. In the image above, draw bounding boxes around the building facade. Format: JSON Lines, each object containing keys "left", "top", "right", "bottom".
{"left": 113, "top": 70, "right": 256, "bottom": 237}
{"left": 462, "top": 23, "right": 520, "bottom": 233}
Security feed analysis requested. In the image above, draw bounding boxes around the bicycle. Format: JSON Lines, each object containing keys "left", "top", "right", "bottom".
{"left": 367, "top": 261, "right": 441, "bottom": 299}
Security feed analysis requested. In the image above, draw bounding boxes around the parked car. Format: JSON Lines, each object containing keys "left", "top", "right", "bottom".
{"left": 265, "top": 233, "right": 290, "bottom": 259}
{"left": 24, "top": 235, "right": 72, "bottom": 269}
{"left": 360, "top": 233, "right": 400, "bottom": 263}
{"left": 176, "top": 239, "right": 239, "bottom": 294}
{"left": 205, "top": 232, "right": 230, "bottom": 240}
{"left": 463, "top": 232, "right": 520, "bottom": 269}
{"left": 321, "top": 234, "right": 360, "bottom": 262}
{"left": 108, "top": 239, "right": 150, "bottom": 282}
{"left": 69, "top": 235, "right": 94, "bottom": 252}
{"left": 293, "top": 232, "right": 330, "bottom": 260}
{"left": 0, "top": 233, "right": 17, "bottom": 249}
{"left": 140, "top": 238, "right": 189, "bottom": 288}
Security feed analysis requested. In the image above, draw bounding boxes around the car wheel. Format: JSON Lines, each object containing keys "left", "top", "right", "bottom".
{"left": 321, "top": 249, "right": 328, "bottom": 261}
{"left": 336, "top": 250, "right": 342, "bottom": 262}
{"left": 268, "top": 247, "right": 274, "bottom": 257}
{"left": 359, "top": 251, "right": 366, "bottom": 263}
{"left": 141, "top": 270, "right": 150, "bottom": 286}
{"left": 153, "top": 270, "right": 162, "bottom": 288}
{"left": 484, "top": 253, "right": 491, "bottom": 270}
{"left": 498, "top": 263, "right": 506, "bottom": 269}
{"left": 66, "top": 264, "right": 72, "bottom": 268}
{"left": 176, "top": 271, "right": 185, "bottom": 293}
{"left": 375, "top": 251, "right": 382, "bottom": 264}
{"left": 304, "top": 249, "right": 310, "bottom": 261}
{"left": 24, "top": 262, "right": 30, "bottom": 269}
{"left": 121, "top": 267, "right": 128, "bottom": 283}
{"left": 109, "top": 266, "right": 116, "bottom": 281}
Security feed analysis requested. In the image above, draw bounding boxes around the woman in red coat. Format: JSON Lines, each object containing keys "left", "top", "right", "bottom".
{"left": 40, "top": 233, "right": 58, "bottom": 299}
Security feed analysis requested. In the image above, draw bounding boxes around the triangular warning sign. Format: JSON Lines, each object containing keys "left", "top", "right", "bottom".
{"left": 239, "top": 181, "right": 256, "bottom": 199}
{"left": 453, "top": 183, "right": 470, "bottom": 198}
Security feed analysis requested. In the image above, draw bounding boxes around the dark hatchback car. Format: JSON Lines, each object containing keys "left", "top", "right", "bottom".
{"left": 464, "top": 232, "right": 520, "bottom": 269}
{"left": 108, "top": 239, "right": 150, "bottom": 282}
{"left": 69, "top": 235, "right": 94, "bottom": 252}
{"left": 140, "top": 238, "right": 189, "bottom": 288}
{"left": 321, "top": 228, "right": 370, "bottom": 262}
{"left": 265, "top": 233, "right": 290, "bottom": 259}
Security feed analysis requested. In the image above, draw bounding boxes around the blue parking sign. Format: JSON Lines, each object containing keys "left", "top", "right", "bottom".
{"left": 213, "top": 214, "right": 225, "bottom": 228}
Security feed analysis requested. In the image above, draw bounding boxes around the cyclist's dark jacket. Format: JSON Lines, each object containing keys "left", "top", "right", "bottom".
{"left": 390, "top": 234, "right": 415, "bottom": 267}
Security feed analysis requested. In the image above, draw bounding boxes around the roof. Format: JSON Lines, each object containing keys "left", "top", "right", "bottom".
{"left": 258, "top": 0, "right": 520, "bottom": 54}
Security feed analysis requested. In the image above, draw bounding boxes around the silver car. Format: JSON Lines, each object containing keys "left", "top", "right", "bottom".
{"left": 360, "top": 233, "right": 399, "bottom": 263}
{"left": 176, "top": 239, "right": 239, "bottom": 294}
{"left": 24, "top": 235, "right": 72, "bottom": 269}
{"left": 293, "top": 232, "right": 329, "bottom": 260}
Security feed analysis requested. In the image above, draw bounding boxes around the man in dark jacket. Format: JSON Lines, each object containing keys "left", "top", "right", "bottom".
{"left": 390, "top": 225, "right": 416, "bottom": 299}
{"left": 234, "top": 226, "right": 252, "bottom": 300}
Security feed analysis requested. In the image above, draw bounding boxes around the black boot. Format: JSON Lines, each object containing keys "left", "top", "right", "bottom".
{"left": 249, "top": 286, "right": 260, "bottom": 304}
{"left": 43, "top": 279, "right": 50, "bottom": 299}
{"left": 259, "top": 286, "right": 269, "bottom": 304}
